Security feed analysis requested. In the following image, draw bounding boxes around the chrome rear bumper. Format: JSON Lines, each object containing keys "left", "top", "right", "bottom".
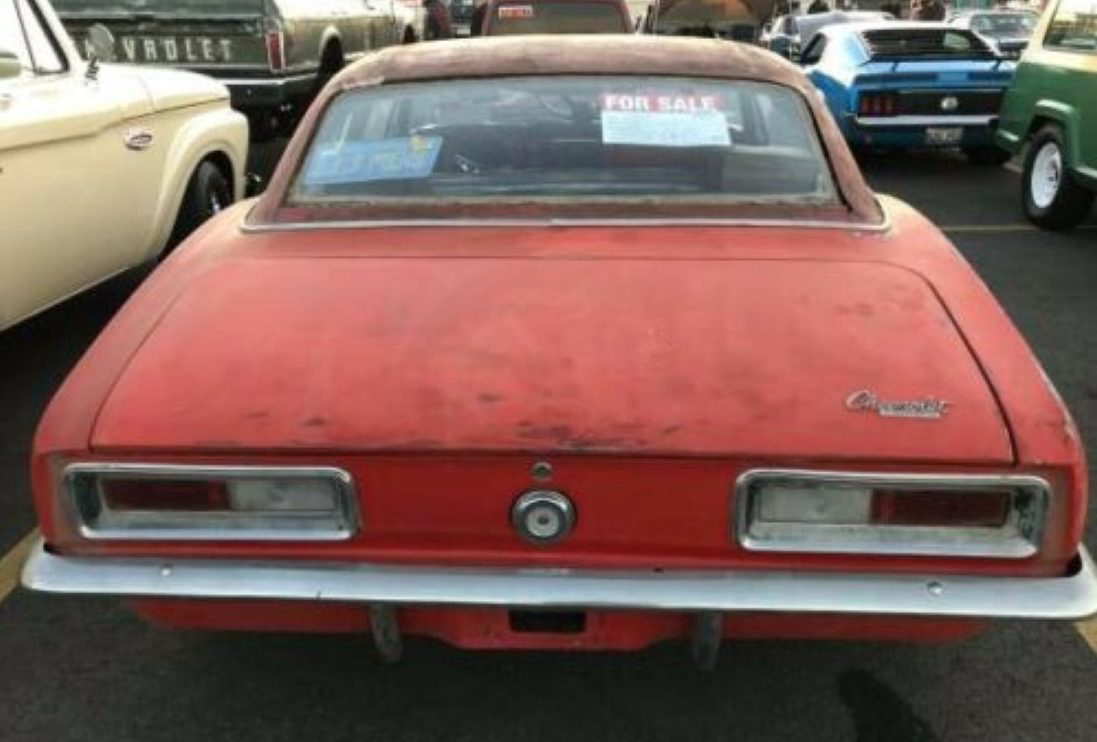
{"left": 853, "top": 115, "right": 996, "bottom": 128}
{"left": 21, "top": 540, "right": 1097, "bottom": 621}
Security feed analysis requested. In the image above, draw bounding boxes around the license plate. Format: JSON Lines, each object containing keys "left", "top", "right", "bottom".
{"left": 81, "top": 35, "right": 235, "bottom": 65}
{"left": 925, "top": 127, "right": 963, "bottom": 146}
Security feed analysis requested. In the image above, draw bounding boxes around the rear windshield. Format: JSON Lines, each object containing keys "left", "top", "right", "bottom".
{"left": 861, "top": 28, "right": 996, "bottom": 59}
{"left": 486, "top": 1, "right": 628, "bottom": 34}
{"left": 290, "top": 76, "right": 837, "bottom": 215}
{"left": 654, "top": 0, "right": 760, "bottom": 27}
{"left": 970, "top": 13, "right": 1036, "bottom": 37}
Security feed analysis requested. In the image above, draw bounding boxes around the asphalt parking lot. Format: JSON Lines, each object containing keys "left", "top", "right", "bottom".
{"left": 1, "top": 146, "right": 1095, "bottom": 741}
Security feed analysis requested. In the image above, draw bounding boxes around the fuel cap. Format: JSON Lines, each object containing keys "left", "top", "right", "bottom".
{"left": 511, "top": 490, "right": 575, "bottom": 545}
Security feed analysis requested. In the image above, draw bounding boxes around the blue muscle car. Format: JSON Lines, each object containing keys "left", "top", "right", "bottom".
{"left": 800, "top": 22, "right": 1015, "bottom": 165}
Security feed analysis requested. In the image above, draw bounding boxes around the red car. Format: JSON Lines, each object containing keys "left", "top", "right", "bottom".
{"left": 22, "top": 36, "right": 1097, "bottom": 666}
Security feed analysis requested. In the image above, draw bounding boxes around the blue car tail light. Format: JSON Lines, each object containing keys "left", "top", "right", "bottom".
{"left": 857, "top": 91, "right": 898, "bottom": 117}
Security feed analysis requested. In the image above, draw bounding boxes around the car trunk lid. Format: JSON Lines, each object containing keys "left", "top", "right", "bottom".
{"left": 855, "top": 60, "right": 1014, "bottom": 89}
{"left": 90, "top": 249, "right": 1013, "bottom": 464}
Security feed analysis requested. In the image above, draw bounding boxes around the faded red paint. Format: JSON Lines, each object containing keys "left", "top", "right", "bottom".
{"left": 132, "top": 599, "right": 982, "bottom": 645}
{"left": 28, "top": 37, "right": 1088, "bottom": 650}
{"left": 89, "top": 255, "right": 1011, "bottom": 462}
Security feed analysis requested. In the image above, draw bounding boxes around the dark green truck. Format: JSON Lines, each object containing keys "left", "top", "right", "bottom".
{"left": 996, "top": 0, "right": 1097, "bottom": 230}
{"left": 53, "top": 0, "right": 412, "bottom": 138}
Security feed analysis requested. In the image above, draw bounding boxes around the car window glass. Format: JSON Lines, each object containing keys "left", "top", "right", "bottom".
{"left": 290, "top": 76, "right": 837, "bottom": 215}
{"left": 861, "top": 28, "right": 994, "bottom": 58}
{"left": 1046, "top": 0, "right": 1097, "bottom": 50}
{"left": 972, "top": 14, "right": 1035, "bottom": 36}
{"left": 0, "top": 0, "right": 64, "bottom": 74}
{"left": 0, "top": 0, "right": 31, "bottom": 71}
{"left": 800, "top": 35, "right": 826, "bottom": 64}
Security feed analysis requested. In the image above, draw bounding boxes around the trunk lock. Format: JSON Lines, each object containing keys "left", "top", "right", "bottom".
{"left": 512, "top": 490, "right": 575, "bottom": 545}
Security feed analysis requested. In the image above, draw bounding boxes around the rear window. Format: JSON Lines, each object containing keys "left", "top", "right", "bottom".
{"left": 970, "top": 13, "right": 1037, "bottom": 37}
{"left": 486, "top": 1, "right": 628, "bottom": 34}
{"left": 1045, "top": 0, "right": 1097, "bottom": 51}
{"left": 290, "top": 76, "right": 837, "bottom": 216}
{"left": 861, "top": 28, "right": 996, "bottom": 59}
{"left": 654, "top": 0, "right": 759, "bottom": 27}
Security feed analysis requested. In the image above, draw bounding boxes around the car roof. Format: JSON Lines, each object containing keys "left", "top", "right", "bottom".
{"left": 332, "top": 35, "right": 808, "bottom": 91}
{"left": 801, "top": 10, "right": 890, "bottom": 22}
{"left": 253, "top": 35, "right": 882, "bottom": 227}
{"left": 824, "top": 21, "right": 957, "bottom": 36}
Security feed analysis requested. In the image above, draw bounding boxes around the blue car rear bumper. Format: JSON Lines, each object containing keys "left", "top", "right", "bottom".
{"left": 842, "top": 114, "right": 999, "bottom": 150}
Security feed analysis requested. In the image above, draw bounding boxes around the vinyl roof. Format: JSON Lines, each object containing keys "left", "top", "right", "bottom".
{"left": 331, "top": 35, "right": 814, "bottom": 93}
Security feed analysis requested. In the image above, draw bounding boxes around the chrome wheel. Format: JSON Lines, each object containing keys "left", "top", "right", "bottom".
{"left": 1030, "top": 141, "right": 1062, "bottom": 210}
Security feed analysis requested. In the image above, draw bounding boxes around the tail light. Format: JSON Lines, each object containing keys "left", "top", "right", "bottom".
{"left": 870, "top": 489, "right": 1010, "bottom": 528}
{"left": 65, "top": 464, "right": 357, "bottom": 541}
{"left": 737, "top": 470, "right": 1048, "bottom": 558}
{"left": 264, "top": 23, "right": 285, "bottom": 72}
{"left": 857, "top": 91, "right": 898, "bottom": 117}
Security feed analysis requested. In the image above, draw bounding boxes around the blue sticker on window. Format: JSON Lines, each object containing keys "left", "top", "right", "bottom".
{"left": 302, "top": 136, "right": 443, "bottom": 185}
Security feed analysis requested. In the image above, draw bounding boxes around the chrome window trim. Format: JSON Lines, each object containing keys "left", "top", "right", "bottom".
{"left": 239, "top": 205, "right": 894, "bottom": 234}
{"left": 218, "top": 73, "right": 316, "bottom": 88}
{"left": 733, "top": 469, "right": 1051, "bottom": 559}
{"left": 20, "top": 539, "right": 1097, "bottom": 621}
{"left": 62, "top": 463, "right": 360, "bottom": 542}
{"left": 21, "top": 0, "right": 71, "bottom": 75}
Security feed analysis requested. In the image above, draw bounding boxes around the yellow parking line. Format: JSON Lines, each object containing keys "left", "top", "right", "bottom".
{"left": 942, "top": 223, "right": 1097, "bottom": 234}
{"left": 942, "top": 224, "right": 1038, "bottom": 233}
{"left": 1077, "top": 618, "right": 1097, "bottom": 654}
{"left": 0, "top": 528, "right": 39, "bottom": 605}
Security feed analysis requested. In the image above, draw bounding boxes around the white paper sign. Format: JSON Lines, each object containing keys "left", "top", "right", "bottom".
{"left": 601, "top": 110, "right": 731, "bottom": 148}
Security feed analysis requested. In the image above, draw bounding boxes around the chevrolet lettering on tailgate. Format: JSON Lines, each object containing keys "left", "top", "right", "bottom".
{"left": 86, "top": 36, "right": 235, "bottom": 64}
{"left": 54, "top": 0, "right": 412, "bottom": 139}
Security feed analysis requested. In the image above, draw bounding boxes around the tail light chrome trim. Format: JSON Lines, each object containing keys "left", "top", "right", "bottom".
{"left": 735, "top": 469, "right": 1050, "bottom": 559}
{"left": 63, "top": 463, "right": 359, "bottom": 542}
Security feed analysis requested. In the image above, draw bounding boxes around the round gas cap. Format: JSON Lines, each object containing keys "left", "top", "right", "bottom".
{"left": 512, "top": 490, "right": 575, "bottom": 545}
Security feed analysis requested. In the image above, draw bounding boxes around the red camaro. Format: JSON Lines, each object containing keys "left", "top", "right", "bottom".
{"left": 22, "top": 36, "right": 1097, "bottom": 666}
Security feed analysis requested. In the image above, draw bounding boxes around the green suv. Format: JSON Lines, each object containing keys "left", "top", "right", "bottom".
{"left": 996, "top": 0, "right": 1097, "bottom": 230}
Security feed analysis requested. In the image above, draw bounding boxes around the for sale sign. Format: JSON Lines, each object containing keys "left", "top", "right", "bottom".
{"left": 599, "top": 93, "right": 730, "bottom": 148}
{"left": 600, "top": 94, "right": 722, "bottom": 114}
